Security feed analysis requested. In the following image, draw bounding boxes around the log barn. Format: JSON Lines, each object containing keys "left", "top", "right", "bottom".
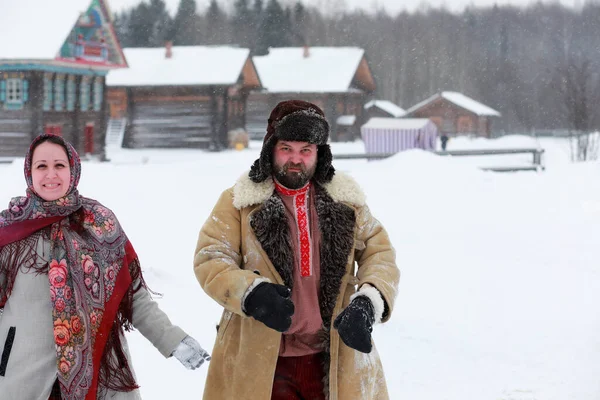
{"left": 249, "top": 46, "right": 376, "bottom": 141}
{"left": 364, "top": 100, "right": 406, "bottom": 119}
{"left": 106, "top": 44, "right": 261, "bottom": 149}
{"left": 405, "top": 91, "right": 501, "bottom": 138}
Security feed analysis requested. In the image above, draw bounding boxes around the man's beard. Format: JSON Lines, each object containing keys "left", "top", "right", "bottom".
{"left": 274, "top": 161, "right": 316, "bottom": 189}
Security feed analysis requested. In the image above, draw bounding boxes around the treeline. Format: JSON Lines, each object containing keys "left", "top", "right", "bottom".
{"left": 113, "top": 0, "right": 600, "bottom": 133}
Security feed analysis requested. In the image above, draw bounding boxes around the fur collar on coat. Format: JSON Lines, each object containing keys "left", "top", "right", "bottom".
{"left": 232, "top": 171, "right": 366, "bottom": 210}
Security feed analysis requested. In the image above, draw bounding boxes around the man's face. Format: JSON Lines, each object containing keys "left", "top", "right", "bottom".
{"left": 273, "top": 141, "right": 318, "bottom": 189}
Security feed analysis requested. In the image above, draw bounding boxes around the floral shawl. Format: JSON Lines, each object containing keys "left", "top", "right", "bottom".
{"left": 0, "top": 134, "right": 143, "bottom": 399}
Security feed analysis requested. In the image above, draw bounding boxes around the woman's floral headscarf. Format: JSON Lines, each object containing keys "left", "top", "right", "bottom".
{"left": 0, "top": 134, "right": 144, "bottom": 399}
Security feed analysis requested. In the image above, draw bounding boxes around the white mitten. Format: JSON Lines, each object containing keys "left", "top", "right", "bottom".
{"left": 172, "top": 336, "right": 211, "bottom": 370}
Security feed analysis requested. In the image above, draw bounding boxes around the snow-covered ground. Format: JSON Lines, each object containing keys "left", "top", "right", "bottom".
{"left": 1, "top": 136, "right": 599, "bottom": 399}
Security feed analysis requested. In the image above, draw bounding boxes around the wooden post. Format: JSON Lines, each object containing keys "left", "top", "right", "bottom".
{"left": 209, "top": 86, "right": 219, "bottom": 151}
{"left": 31, "top": 72, "right": 44, "bottom": 141}
{"left": 533, "top": 149, "right": 541, "bottom": 168}
{"left": 99, "top": 77, "right": 108, "bottom": 160}
{"left": 72, "top": 75, "right": 81, "bottom": 151}
{"left": 124, "top": 87, "right": 134, "bottom": 148}
{"left": 326, "top": 95, "right": 338, "bottom": 142}
{"left": 221, "top": 87, "right": 229, "bottom": 149}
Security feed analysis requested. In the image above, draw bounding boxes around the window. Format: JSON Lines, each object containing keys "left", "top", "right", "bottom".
{"left": 43, "top": 73, "right": 54, "bottom": 111}
{"left": 6, "top": 79, "right": 23, "bottom": 104}
{"left": 66, "top": 75, "right": 76, "bottom": 111}
{"left": 93, "top": 77, "right": 103, "bottom": 111}
{"left": 80, "top": 76, "right": 90, "bottom": 112}
{"left": 54, "top": 75, "right": 65, "bottom": 111}
{"left": 1, "top": 77, "right": 28, "bottom": 110}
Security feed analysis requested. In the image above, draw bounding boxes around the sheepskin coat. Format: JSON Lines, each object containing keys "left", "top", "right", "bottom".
{"left": 194, "top": 171, "right": 399, "bottom": 400}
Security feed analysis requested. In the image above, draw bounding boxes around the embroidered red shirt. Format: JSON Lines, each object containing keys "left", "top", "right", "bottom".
{"left": 274, "top": 180, "right": 312, "bottom": 277}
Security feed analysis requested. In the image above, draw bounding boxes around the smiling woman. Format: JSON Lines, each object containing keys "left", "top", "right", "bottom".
{"left": 0, "top": 134, "right": 211, "bottom": 400}
{"left": 30, "top": 138, "right": 71, "bottom": 201}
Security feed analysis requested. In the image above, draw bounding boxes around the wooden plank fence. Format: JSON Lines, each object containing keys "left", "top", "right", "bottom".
{"left": 333, "top": 148, "right": 545, "bottom": 172}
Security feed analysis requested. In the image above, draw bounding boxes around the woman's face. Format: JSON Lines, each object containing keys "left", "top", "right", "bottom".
{"left": 31, "top": 141, "right": 71, "bottom": 201}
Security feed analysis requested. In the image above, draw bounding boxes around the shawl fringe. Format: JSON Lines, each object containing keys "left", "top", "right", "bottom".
{"left": 98, "top": 252, "right": 144, "bottom": 394}
{"left": 0, "top": 233, "right": 43, "bottom": 307}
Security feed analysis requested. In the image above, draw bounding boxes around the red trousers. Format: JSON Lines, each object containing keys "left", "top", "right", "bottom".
{"left": 271, "top": 353, "right": 326, "bottom": 400}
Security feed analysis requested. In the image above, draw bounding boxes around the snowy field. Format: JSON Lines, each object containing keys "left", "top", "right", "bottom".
{"left": 1, "top": 136, "right": 599, "bottom": 399}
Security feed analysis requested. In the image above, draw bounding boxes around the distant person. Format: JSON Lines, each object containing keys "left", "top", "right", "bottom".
{"left": 415, "top": 132, "right": 422, "bottom": 148}
{"left": 193, "top": 100, "right": 400, "bottom": 399}
{"left": 0, "top": 134, "right": 211, "bottom": 399}
{"left": 440, "top": 133, "right": 450, "bottom": 151}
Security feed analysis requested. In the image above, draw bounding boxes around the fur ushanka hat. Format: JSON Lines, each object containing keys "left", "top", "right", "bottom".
{"left": 249, "top": 99, "right": 335, "bottom": 184}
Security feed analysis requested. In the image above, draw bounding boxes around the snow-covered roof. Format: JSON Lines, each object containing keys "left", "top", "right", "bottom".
{"left": 362, "top": 118, "right": 435, "bottom": 130}
{"left": 406, "top": 91, "right": 501, "bottom": 117}
{"left": 106, "top": 46, "right": 251, "bottom": 86}
{"left": 336, "top": 115, "right": 356, "bottom": 126}
{"left": 0, "top": 0, "right": 88, "bottom": 60}
{"left": 253, "top": 47, "right": 365, "bottom": 93}
{"left": 364, "top": 100, "right": 406, "bottom": 117}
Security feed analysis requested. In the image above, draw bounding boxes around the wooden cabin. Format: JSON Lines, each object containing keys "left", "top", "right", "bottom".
{"left": 106, "top": 44, "right": 261, "bottom": 149}
{"left": 335, "top": 115, "right": 357, "bottom": 142}
{"left": 0, "top": 0, "right": 127, "bottom": 158}
{"left": 249, "top": 47, "right": 376, "bottom": 141}
{"left": 364, "top": 100, "right": 406, "bottom": 119}
{"left": 405, "top": 92, "right": 501, "bottom": 138}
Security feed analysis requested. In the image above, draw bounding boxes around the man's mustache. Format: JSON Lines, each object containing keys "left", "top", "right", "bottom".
{"left": 284, "top": 163, "right": 306, "bottom": 173}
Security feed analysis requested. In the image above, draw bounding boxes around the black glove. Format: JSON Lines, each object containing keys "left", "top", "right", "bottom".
{"left": 244, "top": 282, "right": 295, "bottom": 332}
{"left": 333, "top": 296, "right": 375, "bottom": 353}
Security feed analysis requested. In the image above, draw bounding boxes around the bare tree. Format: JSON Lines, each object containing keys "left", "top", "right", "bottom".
{"left": 556, "top": 56, "right": 600, "bottom": 160}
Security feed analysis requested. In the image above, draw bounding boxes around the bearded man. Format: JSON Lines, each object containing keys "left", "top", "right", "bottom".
{"left": 193, "top": 100, "right": 399, "bottom": 400}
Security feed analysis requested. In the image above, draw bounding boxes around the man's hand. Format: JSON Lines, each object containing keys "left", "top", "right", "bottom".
{"left": 244, "top": 282, "right": 295, "bottom": 332}
{"left": 172, "top": 336, "right": 211, "bottom": 370}
{"left": 333, "top": 296, "right": 375, "bottom": 353}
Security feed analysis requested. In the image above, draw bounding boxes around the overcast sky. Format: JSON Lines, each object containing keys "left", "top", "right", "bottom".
{"left": 109, "top": 0, "right": 578, "bottom": 16}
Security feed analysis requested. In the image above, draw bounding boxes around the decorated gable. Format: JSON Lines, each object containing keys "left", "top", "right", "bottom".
{"left": 58, "top": 0, "right": 126, "bottom": 67}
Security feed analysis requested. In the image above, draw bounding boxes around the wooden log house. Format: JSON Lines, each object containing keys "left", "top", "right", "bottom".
{"left": 249, "top": 47, "right": 376, "bottom": 141}
{"left": 0, "top": 0, "right": 127, "bottom": 158}
{"left": 106, "top": 44, "right": 261, "bottom": 149}
{"left": 364, "top": 99, "right": 407, "bottom": 119}
{"left": 405, "top": 91, "right": 501, "bottom": 138}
